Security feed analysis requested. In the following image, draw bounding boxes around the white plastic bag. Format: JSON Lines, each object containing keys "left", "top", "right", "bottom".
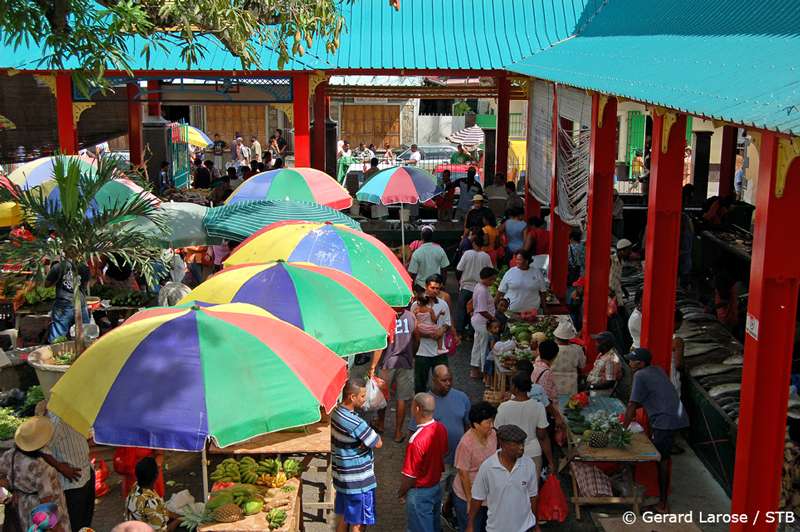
{"left": 363, "top": 376, "right": 388, "bottom": 411}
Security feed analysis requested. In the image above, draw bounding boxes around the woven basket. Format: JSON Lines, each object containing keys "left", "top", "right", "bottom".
{"left": 483, "top": 390, "right": 504, "bottom": 406}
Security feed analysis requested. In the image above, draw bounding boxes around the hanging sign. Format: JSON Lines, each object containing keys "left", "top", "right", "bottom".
{"left": 745, "top": 313, "right": 759, "bottom": 340}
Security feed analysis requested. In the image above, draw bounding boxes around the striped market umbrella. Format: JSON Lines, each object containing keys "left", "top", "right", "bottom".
{"left": 186, "top": 126, "right": 213, "bottom": 148}
{"left": 181, "top": 262, "right": 395, "bottom": 356}
{"left": 126, "top": 202, "right": 217, "bottom": 248}
{"left": 48, "top": 302, "right": 347, "bottom": 452}
{"left": 203, "top": 200, "right": 361, "bottom": 242}
{"left": 226, "top": 168, "right": 352, "bottom": 210}
{"left": 224, "top": 221, "right": 413, "bottom": 307}
{"left": 46, "top": 177, "right": 160, "bottom": 219}
{"left": 6, "top": 155, "right": 96, "bottom": 190}
{"left": 447, "top": 125, "right": 485, "bottom": 147}
{"left": 356, "top": 166, "right": 440, "bottom": 263}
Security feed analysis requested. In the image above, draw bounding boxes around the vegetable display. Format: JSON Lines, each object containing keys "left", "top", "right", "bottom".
{"left": 0, "top": 407, "right": 24, "bottom": 440}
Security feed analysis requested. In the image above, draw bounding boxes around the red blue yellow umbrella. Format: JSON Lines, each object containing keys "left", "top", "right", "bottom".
{"left": 48, "top": 302, "right": 347, "bottom": 451}
{"left": 180, "top": 262, "right": 395, "bottom": 356}
{"left": 226, "top": 168, "right": 352, "bottom": 210}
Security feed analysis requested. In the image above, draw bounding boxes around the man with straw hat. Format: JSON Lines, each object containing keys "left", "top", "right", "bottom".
{"left": 0, "top": 416, "right": 70, "bottom": 531}
{"left": 550, "top": 320, "right": 586, "bottom": 396}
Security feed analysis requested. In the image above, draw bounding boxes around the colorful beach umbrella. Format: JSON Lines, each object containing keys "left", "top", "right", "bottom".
{"left": 181, "top": 262, "right": 395, "bottom": 356}
{"left": 203, "top": 200, "right": 361, "bottom": 242}
{"left": 6, "top": 155, "right": 96, "bottom": 190}
{"left": 226, "top": 168, "right": 352, "bottom": 210}
{"left": 355, "top": 166, "right": 439, "bottom": 205}
{"left": 186, "top": 126, "right": 213, "bottom": 148}
{"left": 224, "top": 221, "right": 413, "bottom": 307}
{"left": 48, "top": 302, "right": 347, "bottom": 451}
{"left": 355, "top": 166, "right": 440, "bottom": 263}
{"left": 0, "top": 202, "right": 21, "bottom": 227}
{"left": 46, "top": 177, "right": 160, "bottom": 219}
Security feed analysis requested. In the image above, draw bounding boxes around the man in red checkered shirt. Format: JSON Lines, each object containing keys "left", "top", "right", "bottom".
{"left": 397, "top": 393, "right": 448, "bottom": 532}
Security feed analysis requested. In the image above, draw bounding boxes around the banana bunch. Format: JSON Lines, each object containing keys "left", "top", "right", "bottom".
{"left": 210, "top": 458, "right": 241, "bottom": 483}
{"left": 256, "top": 471, "right": 288, "bottom": 488}
{"left": 238, "top": 457, "right": 259, "bottom": 484}
{"left": 282, "top": 459, "right": 301, "bottom": 479}
{"left": 230, "top": 483, "right": 259, "bottom": 507}
{"left": 256, "top": 458, "right": 280, "bottom": 476}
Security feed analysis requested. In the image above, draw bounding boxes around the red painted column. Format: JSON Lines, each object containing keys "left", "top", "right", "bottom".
{"left": 548, "top": 87, "right": 570, "bottom": 300}
{"left": 127, "top": 83, "right": 143, "bottom": 167}
{"left": 582, "top": 94, "right": 617, "bottom": 360}
{"left": 55, "top": 73, "right": 77, "bottom": 154}
{"left": 640, "top": 111, "right": 687, "bottom": 371}
{"left": 718, "top": 125, "right": 737, "bottom": 197}
{"left": 731, "top": 132, "right": 800, "bottom": 531}
{"left": 525, "top": 187, "right": 541, "bottom": 219}
{"left": 293, "top": 73, "right": 311, "bottom": 168}
{"left": 311, "top": 81, "right": 328, "bottom": 172}
{"left": 146, "top": 80, "right": 161, "bottom": 118}
{"left": 495, "top": 76, "right": 510, "bottom": 177}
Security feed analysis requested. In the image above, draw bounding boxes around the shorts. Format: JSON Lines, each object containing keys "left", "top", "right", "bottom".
{"left": 379, "top": 367, "right": 414, "bottom": 401}
{"left": 335, "top": 489, "right": 376, "bottom": 525}
{"left": 652, "top": 429, "right": 675, "bottom": 460}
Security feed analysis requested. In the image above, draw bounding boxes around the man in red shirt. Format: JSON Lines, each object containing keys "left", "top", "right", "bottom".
{"left": 398, "top": 393, "right": 449, "bottom": 532}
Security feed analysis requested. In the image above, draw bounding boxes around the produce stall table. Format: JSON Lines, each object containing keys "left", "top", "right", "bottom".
{"left": 199, "top": 478, "right": 301, "bottom": 531}
{"left": 208, "top": 420, "right": 333, "bottom": 528}
{"left": 560, "top": 396, "right": 661, "bottom": 519}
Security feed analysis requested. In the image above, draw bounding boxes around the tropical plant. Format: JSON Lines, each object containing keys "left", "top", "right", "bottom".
{"left": 0, "top": 0, "right": 380, "bottom": 93}
{"left": 0, "top": 155, "right": 166, "bottom": 353}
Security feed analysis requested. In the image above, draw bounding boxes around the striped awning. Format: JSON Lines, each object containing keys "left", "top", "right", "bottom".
{"left": 447, "top": 125, "right": 484, "bottom": 147}
{"left": 203, "top": 200, "right": 361, "bottom": 242}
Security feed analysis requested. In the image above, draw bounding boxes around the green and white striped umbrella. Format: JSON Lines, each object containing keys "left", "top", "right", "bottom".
{"left": 203, "top": 200, "right": 361, "bottom": 242}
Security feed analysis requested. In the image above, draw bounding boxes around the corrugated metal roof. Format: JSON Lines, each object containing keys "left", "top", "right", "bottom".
{"left": 0, "top": 0, "right": 597, "bottom": 72}
{"left": 328, "top": 75, "right": 424, "bottom": 86}
{"left": 506, "top": 0, "right": 800, "bottom": 135}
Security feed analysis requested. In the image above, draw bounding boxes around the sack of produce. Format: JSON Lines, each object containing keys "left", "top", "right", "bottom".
{"left": 363, "top": 376, "right": 388, "bottom": 411}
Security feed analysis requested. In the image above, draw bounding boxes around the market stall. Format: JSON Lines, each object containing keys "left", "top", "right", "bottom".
{"left": 560, "top": 395, "right": 660, "bottom": 519}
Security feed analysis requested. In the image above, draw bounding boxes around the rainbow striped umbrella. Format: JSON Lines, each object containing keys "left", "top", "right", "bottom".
{"left": 224, "top": 221, "right": 413, "bottom": 307}
{"left": 226, "top": 168, "right": 352, "bottom": 210}
{"left": 355, "top": 166, "right": 440, "bottom": 205}
{"left": 7, "top": 155, "right": 96, "bottom": 189}
{"left": 46, "top": 177, "right": 160, "bottom": 219}
{"left": 48, "top": 302, "right": 347, "bottom": 451}
{"left": 181, "top": 262, "right": 395, "bottom": 356}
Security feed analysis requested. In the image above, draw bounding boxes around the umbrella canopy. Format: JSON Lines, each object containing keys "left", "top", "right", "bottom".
{"left": 203, "top": 200, "right": 361, "bottom": 242}
{"left": 0, "top": 202, "right": 21, "bottom": 227}
{"left": 447, "top": 125, "right": 485, "bottom": 146}
{"left": 187, "top": 126, "right": 213, "bottom": 148}
{"left": 6, "top": 155, "right": 96, "bottom": 190}
{"left": 181, "top": 262, "right": 395, "bottom": 356}
{"left": 226, "top": 168, "right": 352, "bottom": 210}
{"left": 355, "top": 166, "right": 439, "bottom": 205}
{"left": 224, "top": 221, "right": 413, "bottom": 307}
{"left": 48, "top": 302, "right": 347, "bottom": 451}
{"left": 127, "top": 202, "right": 217, "bottom": 248}
{"left": 46, "top": 177, "right": 160, "bottom": 219}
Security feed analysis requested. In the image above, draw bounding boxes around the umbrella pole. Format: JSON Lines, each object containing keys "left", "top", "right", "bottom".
{"left": 202, "top": 446, "right": 209, "bottom": 501}
{"left": 400, "top": 203, "right": 406, "bottom": 265}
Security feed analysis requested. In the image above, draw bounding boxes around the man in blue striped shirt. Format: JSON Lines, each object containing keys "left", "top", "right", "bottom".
{"left": 332, "top": 379, "right": 383, "bottom": 531}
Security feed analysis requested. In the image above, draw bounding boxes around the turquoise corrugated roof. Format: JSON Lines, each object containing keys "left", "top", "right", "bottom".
{"left": 506, "top": 0, "right": 800, "bottom": 135}
{"left": 0, "top": 0, "right": 598, "bottom": 72}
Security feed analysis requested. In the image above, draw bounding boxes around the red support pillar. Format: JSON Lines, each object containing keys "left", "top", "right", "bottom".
{"left": 548, "top": 87, "right": 570, "bottom": 300}
{"left": 127, "top": 83, "right": 143, "bottom": 167}
{"left": 311, "top": 81, "right": 328, "bottom": 172}
{"left": 582, "top": 94, "right": 617, "bottom": 360}
{"left": 495, "top": 76, "right": 510, "bottom": 177}
{"left": 293, "top": 73, "right": 311, "bottom": 168}
{"left": 146, "top": 80, "right": 161, "bottom": 118}
{"left": 55, "top": 73, "right": 77, "bottom": 154}
{"left": 640, "top": 110, "right": 687, "bottom": 371}
{"left": 731, "top": 132, "right": 800, "bottom": 531}
{"left": 525, "top": 187, "right": 541, "bottom": 219}
{"left": 718, "top": 125, "right": 737, "bottom": 198}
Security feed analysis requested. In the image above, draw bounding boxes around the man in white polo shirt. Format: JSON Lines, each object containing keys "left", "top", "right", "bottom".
{"left": 467, "top": 424, "right": 539, "bottom": 532}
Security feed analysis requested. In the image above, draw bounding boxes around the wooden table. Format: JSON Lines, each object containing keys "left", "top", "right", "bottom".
{"left": 561, "top": 397, "right": 661, "bottom": 519}
{"left": 208, "top": 421, "right": 334, "bottom": 526}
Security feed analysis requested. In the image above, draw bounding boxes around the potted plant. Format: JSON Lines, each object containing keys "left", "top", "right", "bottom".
{"left": 0, "top": 156, "right": 165, "bottom": 394}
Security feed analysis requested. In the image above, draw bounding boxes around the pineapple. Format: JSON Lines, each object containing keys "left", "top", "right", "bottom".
{"left": 212, "top": 503, "right": 244, "bottom": 523}
{"left": 589, "top": 430, "right": 609, "bottom": 448}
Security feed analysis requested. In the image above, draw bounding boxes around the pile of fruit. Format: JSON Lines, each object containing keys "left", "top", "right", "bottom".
{"left": 210, "top": 457, "right": 303, "bottom": 488}
{"left": 566, "top": 391, "right": 589, "bottom": 411}
{"left": 580, "top": 411, "right": 633, "bottom": 449}
{"left": 206, "top": 484, "right": 263, "bottom": 522}
{"left": 19, "top": 285, "right": 56, "bottom": 309}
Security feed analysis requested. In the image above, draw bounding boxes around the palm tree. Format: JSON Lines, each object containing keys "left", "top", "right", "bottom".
{"left": 0, "top": 155, "right": 166, "bottom": 353}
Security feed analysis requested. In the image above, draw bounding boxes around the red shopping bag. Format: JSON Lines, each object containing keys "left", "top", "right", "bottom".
{"left": 537, "top": 475, "right": 569, "bottom": 523}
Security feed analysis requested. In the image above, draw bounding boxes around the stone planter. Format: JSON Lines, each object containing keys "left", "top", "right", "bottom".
{"left": 27, "top": 342, "right": 77, "bottom": 398}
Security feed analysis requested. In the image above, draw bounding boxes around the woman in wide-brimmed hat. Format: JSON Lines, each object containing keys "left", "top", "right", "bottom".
{"left": 0, "top": 416, "right": 71, "bottom": 531}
